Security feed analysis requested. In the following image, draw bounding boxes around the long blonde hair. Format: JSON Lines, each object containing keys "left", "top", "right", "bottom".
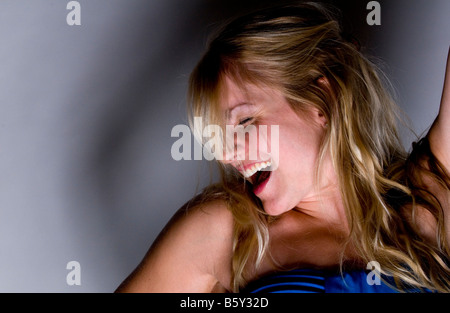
{"left": 188, "top": 2, "right": 450, "bottom": 292}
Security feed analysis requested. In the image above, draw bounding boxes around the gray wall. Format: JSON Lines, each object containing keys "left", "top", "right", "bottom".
{"left": 0, "top": 0, "right": 448, "bottom": 292}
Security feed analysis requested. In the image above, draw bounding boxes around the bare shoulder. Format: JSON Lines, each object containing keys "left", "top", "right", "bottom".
{"left": 115, "top": 196, "right": 234, "bottom": 293}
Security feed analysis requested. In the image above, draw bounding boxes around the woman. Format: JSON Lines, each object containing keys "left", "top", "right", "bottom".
{"left": 116, "top": 3, "right": 450, "bottom": 293}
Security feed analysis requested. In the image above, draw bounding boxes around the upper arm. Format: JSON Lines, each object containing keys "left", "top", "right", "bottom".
{"left": 428, "top": 47, "right": 450, "bottom": 174}
{"left": 423, "top": 47, "right": 450, "bottom": 244}
{"left": 115, "top": 200, "right": 234, "bottom": 293}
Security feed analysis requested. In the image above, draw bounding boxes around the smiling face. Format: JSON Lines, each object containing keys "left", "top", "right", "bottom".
{"left": 219, "top": 76, "right": 331, "bottom": 216}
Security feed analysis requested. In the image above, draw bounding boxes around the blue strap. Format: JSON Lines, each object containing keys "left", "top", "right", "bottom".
{"left": 243, "top": 268, "right": 400, "bottom": 293}
{"left": 324, "top": 270, "right": 398, "bottom": 293}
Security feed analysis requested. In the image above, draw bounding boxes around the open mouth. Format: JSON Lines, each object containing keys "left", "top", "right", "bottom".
{"left": 240, "top": 161, "right": 272, "bottom": 194}
{"left": 250, "top": 170, "right": 271, "bottom": 191}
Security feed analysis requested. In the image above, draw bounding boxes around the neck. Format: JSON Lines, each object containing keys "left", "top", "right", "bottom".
{"left": 295, "top": 187, "right": 347, "bottom": 228}
{"left": 294, "top": 156, "right": 348, "bottom": 230}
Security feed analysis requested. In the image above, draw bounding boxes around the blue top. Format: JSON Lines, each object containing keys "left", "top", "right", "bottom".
{"left": 241, "top": 268, "right": 425, "bottom": 293}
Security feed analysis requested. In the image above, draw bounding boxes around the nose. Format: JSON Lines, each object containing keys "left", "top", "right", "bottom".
{"left": 220, "top": 140, "right": 241, "bottom": 165}
{"left": 220, "top": 126, "right": 253, "bottom": 165}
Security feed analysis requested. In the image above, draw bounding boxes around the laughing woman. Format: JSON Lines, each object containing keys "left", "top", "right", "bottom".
{"left": 116, "top": 3, "right": 450, "bottom": 293}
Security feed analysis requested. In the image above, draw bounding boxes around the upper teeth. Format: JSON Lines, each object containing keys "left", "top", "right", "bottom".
{"left": 242, "top": 161, "right": 272, "bottom": 178}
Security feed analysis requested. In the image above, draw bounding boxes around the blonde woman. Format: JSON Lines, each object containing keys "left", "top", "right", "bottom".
{"left": 116, "top": 3, "right": 450, "bottom": 293}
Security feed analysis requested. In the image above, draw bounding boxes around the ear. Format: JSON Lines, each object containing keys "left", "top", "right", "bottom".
{"left": 314, "top": 108, "right": 328, "bottom": 128}
{"left": 314, "top": 76, "right": 331, "bottom": 128}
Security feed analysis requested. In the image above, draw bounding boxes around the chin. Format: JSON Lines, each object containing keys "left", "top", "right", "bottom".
{"left": 261, "top": 199, "right": 292, "bottom": 217}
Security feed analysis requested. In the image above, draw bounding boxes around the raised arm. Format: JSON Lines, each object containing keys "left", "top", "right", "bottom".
{"left": 115, "top": 200, "right": 233, "bottom": 293}
{"left": 428, "top": 47, "right": 450, "bottom": 174}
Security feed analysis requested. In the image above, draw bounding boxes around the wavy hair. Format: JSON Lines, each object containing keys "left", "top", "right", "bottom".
{"left": 187, "top": 2, "right": 450, "bottom": 292}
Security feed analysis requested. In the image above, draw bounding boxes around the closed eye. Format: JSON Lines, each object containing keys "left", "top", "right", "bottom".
{"left": 238, "top": 117, "right": 253, "bottom": 126}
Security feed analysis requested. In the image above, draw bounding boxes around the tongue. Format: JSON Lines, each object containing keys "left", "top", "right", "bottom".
{"left": 252, "top": 170, "right": 271, "bottom": 187}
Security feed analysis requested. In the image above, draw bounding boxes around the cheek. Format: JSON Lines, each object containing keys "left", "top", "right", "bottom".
{"left": 280, "top": 124, "right": 322, "bottom": 163}
{"left": 255, "top": 124, "right": 279, "bottom": 166}
{"left": 275, "top": 122, "right": 325, "bottom": 190}
{"left": 280, "top": 140, "right": 316, "bottom": 178}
